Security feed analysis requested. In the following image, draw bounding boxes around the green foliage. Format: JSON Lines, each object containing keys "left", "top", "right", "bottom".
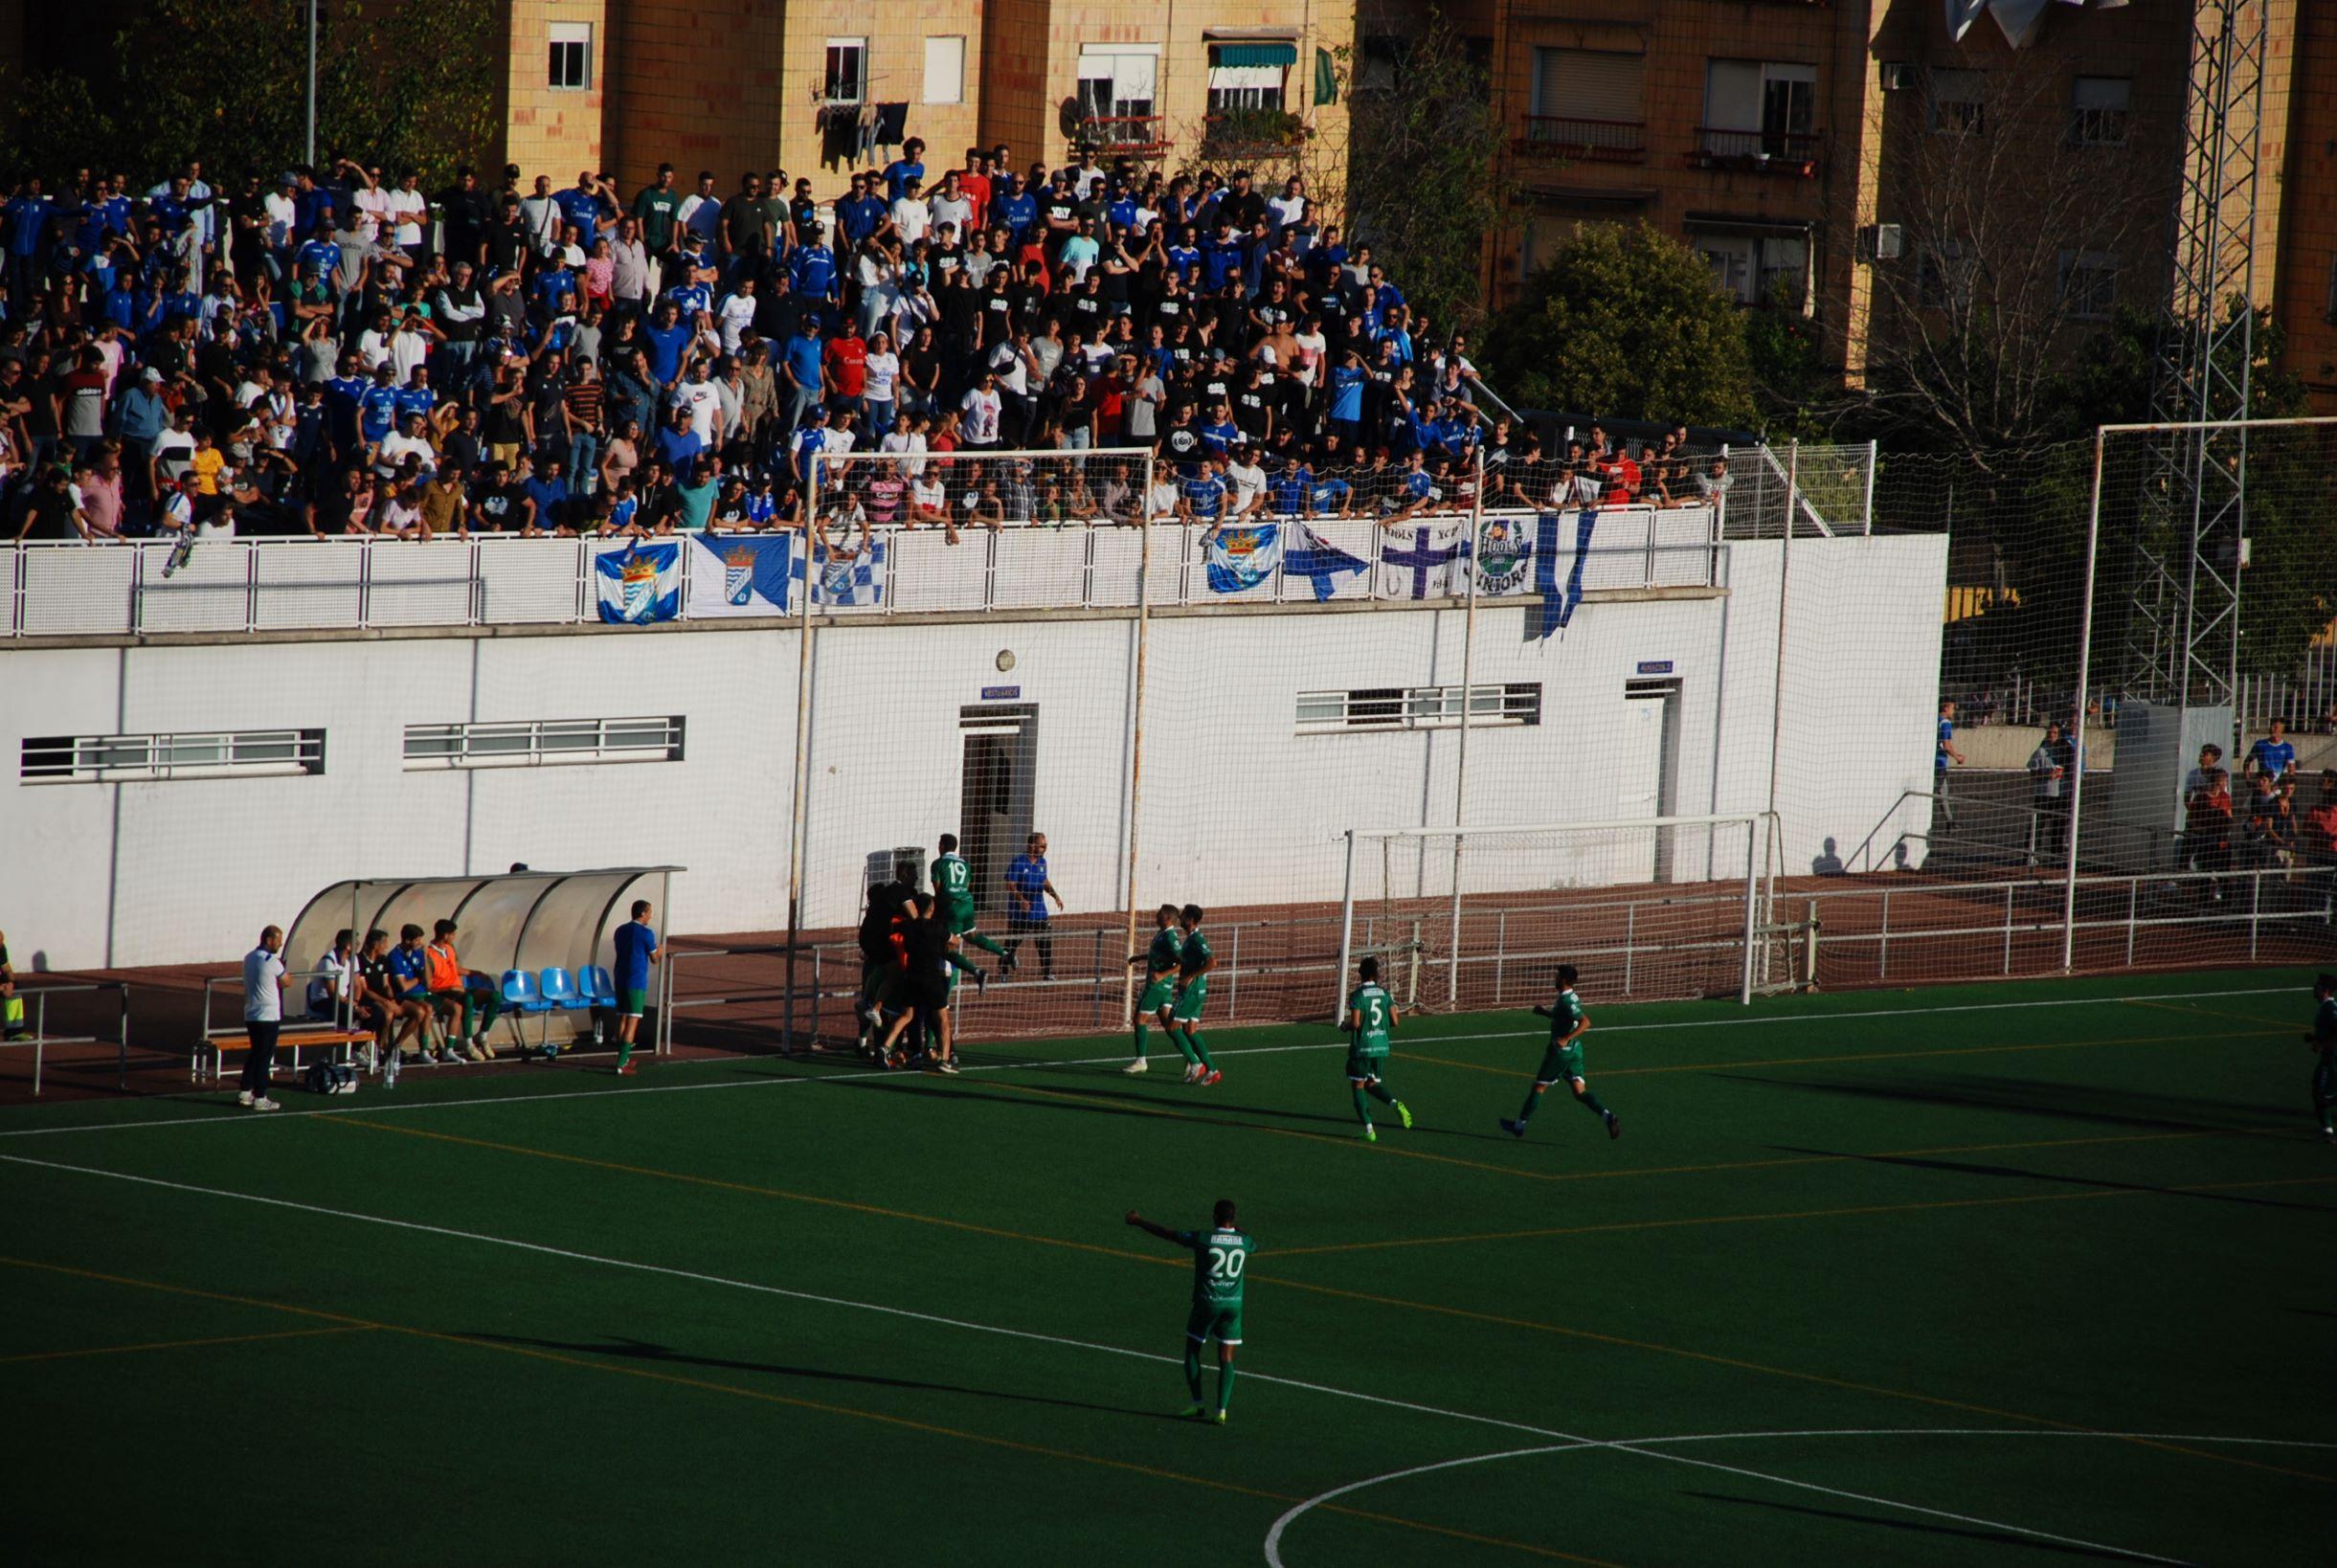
{"left": 0, "top": 0, "right": 496, "bottom": 186}
{"left": 1339, "top": 11, "right": 1509, "bottom": 337}
{"left": 1484, "top": 220, "right": 1755, "bottom": 425}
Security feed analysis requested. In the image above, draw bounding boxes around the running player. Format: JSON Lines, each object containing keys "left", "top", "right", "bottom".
{"left": 1344, "top": 956, "right": 1411, "bottom": 1142}
{"left": 1500, "top": 963, "right": 1621, "bottom": 1142}
{"left": 1123, "top": 903, "right": 1184, "bottom": 1076}
{"left": 2309, "top": 973, "right": 2337, "bottom": 1140}
{"left": 931, "top": 833, "right": 1007, "bottom": 962}
{"left": 1125, "top": 1199, "right": 1252, "bottom": 1423}
{"left": 1170, "top": 904, "right": 1221, "bottom": 1086}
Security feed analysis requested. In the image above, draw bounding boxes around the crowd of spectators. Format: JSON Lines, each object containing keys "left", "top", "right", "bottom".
{"left": 0, "top": 140, "right": 1735, "bottom": 548}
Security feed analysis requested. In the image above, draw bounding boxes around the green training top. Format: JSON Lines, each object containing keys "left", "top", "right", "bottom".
{"left": 1145, "top": 926, "right": 1184, "bottom": 978}
{"left": 1177, "top": 1226, "right": 1256, "bottom": 1307}
{"left": 1179, "top": 929, "right": 1213, "bottom": 979}
{"left": 1547, "top": 987, "right": 1586, "bottom": 1043}
{"left": 933, "top": 853, "right": 973, "bottom": 901}
{"left": 1348, "top": 982, "right": 1393, "bottom": 1056}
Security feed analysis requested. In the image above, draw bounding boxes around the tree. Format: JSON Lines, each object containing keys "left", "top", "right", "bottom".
{"left": 1337, "top": 12, "right": 1509, "bottom": 337}
{"left": 1852, "top": 49, "right": 2167, "bottom": 466}
{"left": 0, "top": 0, "right": 496, "bottom": 186}
{"left": 1483, "top": 220, "right": 1755, "bottom": 426}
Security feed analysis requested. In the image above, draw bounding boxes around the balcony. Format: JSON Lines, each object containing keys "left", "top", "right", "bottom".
{"left": 1071, "top": 115, "right": 1172, "bottom": 157}
{"left": 1513, "top": 115, "right": 1648, "bottom": 164}
{"left": 1686, "top": 127, "right": 1823, "bottom": 178}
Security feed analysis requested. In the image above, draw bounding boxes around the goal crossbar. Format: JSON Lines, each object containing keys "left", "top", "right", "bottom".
{"left": 1334, "top": 814, "right": 1775, "bottom": 1012}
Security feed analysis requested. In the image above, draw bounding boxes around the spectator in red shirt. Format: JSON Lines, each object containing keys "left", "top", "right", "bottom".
{"left": 823, "top": 322, "right": 868, "bottom": 428}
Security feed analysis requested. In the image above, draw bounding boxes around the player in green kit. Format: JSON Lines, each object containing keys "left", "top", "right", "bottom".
{"left": 1170, "top": 904, "right": 1222, "bottom": 1086}
{"left": 1501, "top": 963, "right": 1621, "bottom": 1142}
{"left": 931, "top": 833, "right": 1007, "bottom": 961}
{"left": 1126, "top": 1199, "right": 1252, "bottom": 1423}
{"left": 1122, "top": 904, "right": 1187, "bottom": 1075}
{"left": 2307, "top": 973, "right": 2337, "bottom": 1140}
{"left": 1344, "top": 956, "right": 1412, "bottom": 1142}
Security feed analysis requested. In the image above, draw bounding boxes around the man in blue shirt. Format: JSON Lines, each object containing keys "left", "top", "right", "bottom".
{"left": 2247, "top": 719, "right": 2297, "bottom": 783}
{"left": 1000, "top": 832, "right": 1062, "bottom": 980}
{"left": 611, "top": 899, "right": 661, "bottom": 1075}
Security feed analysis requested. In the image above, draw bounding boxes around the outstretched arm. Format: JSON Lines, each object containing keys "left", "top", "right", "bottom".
{"left": 1124, "top": 1210, "right": 1181, "bottom": 1245}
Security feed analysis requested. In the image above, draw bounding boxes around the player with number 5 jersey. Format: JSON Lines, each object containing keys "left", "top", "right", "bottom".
{"left": 1127, "top": 1199, "right": 1252, "bottom": 1422}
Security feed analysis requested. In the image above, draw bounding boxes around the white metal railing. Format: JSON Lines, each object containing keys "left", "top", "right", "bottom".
{"left": 0, "top": 504, "right": 1719, "bottom": 639}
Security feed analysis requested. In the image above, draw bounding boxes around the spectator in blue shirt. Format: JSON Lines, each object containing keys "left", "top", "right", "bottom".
{"left": 2247, "top": 719, "right": 2297, "bottom": 782}
{"left": 1000, "top": 832, "right": 1062, "bottom": 980}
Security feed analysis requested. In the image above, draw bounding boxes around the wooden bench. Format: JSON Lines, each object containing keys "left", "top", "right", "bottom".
{"left": 194, "top": 1026, "right": 376, "bottom": 1083}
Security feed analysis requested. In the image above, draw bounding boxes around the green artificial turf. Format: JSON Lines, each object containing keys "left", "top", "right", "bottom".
{"left": 3, "top": 967, "right": 2333, "bottom": 1565}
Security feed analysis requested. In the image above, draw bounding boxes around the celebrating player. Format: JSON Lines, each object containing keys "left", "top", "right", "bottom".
{"left": 1343, "top": 956, "right": 1412, "bottom": 1142}
{"left": 1170, "top": 904, "right": 1221, "bottom": 1086}
{"left": 1123, "top": 903, "right": 1183, "bottom": 1076}
{"left": 932, "top": 833, "right": 1008, "bottom": 964}
{"left": 2308, "top": 973, "right": 2336, "bottom": 1140}
{"left": 1125, "top": 1199, "right": 1253, "bottom": 1423}
{"left": 1500, "top": 963, "right": 1622, "bottom": 1142}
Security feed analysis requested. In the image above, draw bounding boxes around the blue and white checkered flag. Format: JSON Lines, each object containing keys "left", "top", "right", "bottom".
{"left": 795, "top": 537, "right": 888, "bottom": 608}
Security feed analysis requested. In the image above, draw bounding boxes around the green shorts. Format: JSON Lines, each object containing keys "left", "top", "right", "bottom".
{"left": 618, "top": 987, "right": 649, "bottom": 1019}
{"left": 1171, "top": 979, "right": 1207, "bottom": 1023}
{"left": 1185, "top": 1299, "right": 1244, "bottom": 1346}
{"left": 1536, "top": 1042, "right": 1585, "bottom": 1086}
{"left": 1138, "top": 975, "right": 1177, "bottom": 1014}
{"left": 1344, "top": 1049, "right": 1386, "bottom": 1082}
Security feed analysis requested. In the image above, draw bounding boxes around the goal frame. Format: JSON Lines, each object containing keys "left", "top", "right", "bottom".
{"left": 1333, "top": 813, "right": 1776, "bottom": 1013}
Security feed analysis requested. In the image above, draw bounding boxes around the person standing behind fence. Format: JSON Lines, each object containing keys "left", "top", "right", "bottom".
{"left": 612, "top": 900, "right": 661, "bottom": 1077}
{"left": 239, "top": 925, "right": 287, "bottom": 1112}
{"left": 2028, "top": 721, "right": 2069, "bottom": 867}
{"left": 1000, "top": 832, "right": 1062, "bottom": 981}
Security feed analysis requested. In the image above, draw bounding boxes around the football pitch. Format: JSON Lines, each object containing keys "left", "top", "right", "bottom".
{"left": 4, "top": 967, "right": 2332, "bottom": 1565}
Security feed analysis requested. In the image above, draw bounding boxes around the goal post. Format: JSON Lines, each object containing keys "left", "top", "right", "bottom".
{"left": 1332, "top": 814, "right": 1778, "bottom": 1015}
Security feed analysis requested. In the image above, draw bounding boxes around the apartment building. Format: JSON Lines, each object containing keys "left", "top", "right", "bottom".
{"left": 1382, "top": 0, "right": 2337, "bottom": 409}
{"left": 496, "top": 0, "right": 1350, "bottom": 202}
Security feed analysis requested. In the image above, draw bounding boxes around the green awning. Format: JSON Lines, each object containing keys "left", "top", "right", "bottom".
{"left": 1211, "top": 42, "right": 1296, "bottom": 68}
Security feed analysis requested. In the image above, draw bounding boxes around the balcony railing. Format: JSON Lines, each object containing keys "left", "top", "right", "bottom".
{"left": 1514, "top": 115, "right": 1647, "bottom": 163}
{"left": 1687, "top": 126, "right": 1823, "bottom": 176}
{"left": 1073, "top": 115, "right": 1171, "bottom": 155}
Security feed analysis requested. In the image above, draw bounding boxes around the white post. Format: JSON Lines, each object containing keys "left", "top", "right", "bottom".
{"left": 1446, "top": 447, "right": 1484, "bottom": 1005}
{"left": 2060, "top": 428, "right": 2106, "bottom": 972}
{"left": 780, "top": 458, "right": 820, "bottom": 1053}
{"left": 1334, "top": 828, "right": 1359, "bottom": 1019}
{"left": 1120, "top": 505, "right": 1154, "bottom": 1031}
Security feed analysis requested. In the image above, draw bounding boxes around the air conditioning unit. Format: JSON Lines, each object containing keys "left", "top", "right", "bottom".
{"left": 1880, "top": 61, "right": 1916, "bottom": 92}
{"left": 1858, "top": 222, "right": 1904, "bottom": 261}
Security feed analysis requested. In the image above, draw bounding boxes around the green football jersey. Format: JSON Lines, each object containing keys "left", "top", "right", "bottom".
{"left": 1547, "top": 987, "right": 1586, "bottom": 1042}
{"left": 1146, "top": 926, "right": 1184, "bottom": 977}
{"left": 1348, "top": 983, "right": 1394, "bottom": 1055}
{"left": 1180, "top": 1226, "right": 1255, "bottom": 1308}
{"left": 933, "top": 853, "right": 973, "bottom": 901}
{"left": 1180, "top": 929, "right": 1213, "bottom": 978}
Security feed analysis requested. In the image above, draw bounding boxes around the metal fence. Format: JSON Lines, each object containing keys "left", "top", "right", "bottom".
{"left": 1, "top": 503, "right": 1719, "bottom": 639}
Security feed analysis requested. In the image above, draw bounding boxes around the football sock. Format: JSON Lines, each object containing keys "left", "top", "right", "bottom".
{"left": 1366, "top": 1080, "right": 1398, "bottom": 1106}
{"left": 1576, "top": 1087, "right": 1610, "bottom": 1120}
{"left": 1517, "top": 1088, "right": 1542, "bottom": 1124}
{"left": 1188, "top": 1032, "right": 1217, "bottom": 1071}
{"left": 1132, "top": 1021, "right": 1148, "bottom": 1056}
{"left": 1183, "top": 1344, "right": 1203, "bottom": 1400}
{"left": 1351, "top": 1085, "right": 1373, "bottom": 1125}
{"left": 1216, "top": 1363, "right": 1237, "bottom": 1415}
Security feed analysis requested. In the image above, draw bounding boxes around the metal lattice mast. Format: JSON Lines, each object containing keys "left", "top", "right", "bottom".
{"left": 2124, "top": 0, "right": 2264, "bottom": 708}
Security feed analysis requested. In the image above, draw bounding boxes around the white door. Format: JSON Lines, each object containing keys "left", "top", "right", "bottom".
{"left": 1611, "top": 697, "right": 1664, "bottom": 883}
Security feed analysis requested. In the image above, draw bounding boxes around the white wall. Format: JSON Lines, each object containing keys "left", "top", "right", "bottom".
{"left": 0, "top": 535, "right": 1946, "bottom": 970}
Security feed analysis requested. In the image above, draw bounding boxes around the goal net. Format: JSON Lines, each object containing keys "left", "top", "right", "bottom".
{"left": 1334, "top": 816, "right": 1778, "bottom": 1014}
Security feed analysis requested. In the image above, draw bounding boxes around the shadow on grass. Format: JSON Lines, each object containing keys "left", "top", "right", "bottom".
{"left": 461, "top": 1332, "right": 1181, "bottom": 1423}
{"left": 1683, "top": 1491, "right": 2160, "bottom": 1562}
